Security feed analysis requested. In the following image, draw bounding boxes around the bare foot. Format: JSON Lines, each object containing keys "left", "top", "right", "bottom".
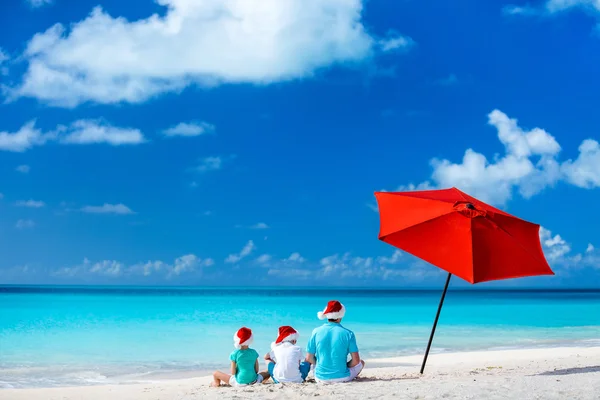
{"left": 210, "top": 382, "right": 221, "bottom": 388}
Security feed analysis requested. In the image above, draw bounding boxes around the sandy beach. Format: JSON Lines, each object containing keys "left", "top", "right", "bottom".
{"left": 2, "top": 346, "right": 599, "bottom": 400}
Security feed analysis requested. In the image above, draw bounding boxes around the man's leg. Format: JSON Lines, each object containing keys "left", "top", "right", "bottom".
{"left": 348, "top": 360, "right": 365, "bottom": 380}
{"left": 299, "top": 361, "right": 311, "bottom": 381}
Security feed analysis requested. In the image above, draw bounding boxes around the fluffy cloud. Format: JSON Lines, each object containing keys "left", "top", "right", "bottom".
{"left": 378, "top": 31, "right": 414, "bottom": 53}
{"left": 16, "top": 199, "right": 45, "bottom": 208}
{"left": 225, "top": 240, "right": 256, "bottom": 264}
{"left": 15, "top": 219, "right": 35, "bottom": 229}
{"left": 267, "top": 249, "right": 440, "bottom": 281}
{"left": 395, "top": 109, "right": 599, "bottom": 206}
{"left": 560, "top": 140, "right": 600, "bottom": 189}
{"left": 59, "top": 120, "right": 145, "bottom": 145}
{"left": 27, "top": 0, "right": 53, "bottom": 8}
{"left": 193, "top": 156, "right": 226, "bottom": 173}
{"left": 80, "top": 203, "right": 135, "bottom": 215}
{"left": 8, "top": 0, "right": 414, "bottom": 107}
{"left": 0, "top": 120, "right": 144, "bottom": 152}
{"left": 504, "top": 1, "right": 600, "bottom": 18}
{"left": 545, "top": 0, "right": 600, "bottom": 12}
{"left": 0, "top": 48, "right": 8, "bottom": 75}
{"left": 162, "top": 121, "right": 214, "bottom": 137}
{"left": 0, "top": 121, "right": 52, "bottom": 152}
{"left": 539, "top": 226, "right": 599, "bottom": 269}
{"left": 16, "top": 165, "right": 31, "bottom": 174}
{"left": 237, "top": 222, "right": 270, "bottom": 229}
{"left": 54, "top": 254, "right": 214, "bottom": 278}
{"left": 539, "top": 226, "right": 572, "bottom": 261}
{"left": 502, "top": 5, "right": 540, "bottom": 15}
{"left": 255, "top": 251, "right": 306, "bottom": 267}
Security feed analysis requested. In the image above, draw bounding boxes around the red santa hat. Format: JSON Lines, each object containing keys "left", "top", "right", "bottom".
{"left": 317, "top": 300, "right": 346, "bottom": 320}
{"left": 274, "top": 326, "right": 299, "bottom": 345}
{"left": 233, "top": 327, "right": 253, "bottom": 349}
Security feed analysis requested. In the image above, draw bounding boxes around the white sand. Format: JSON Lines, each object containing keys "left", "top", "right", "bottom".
{"left": 2, "top": 346, "right": 599, "bottom": 400}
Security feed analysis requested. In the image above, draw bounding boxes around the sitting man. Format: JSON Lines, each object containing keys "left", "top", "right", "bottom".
{"left": 305, "top": 300, "right": 365, "bottom": 383}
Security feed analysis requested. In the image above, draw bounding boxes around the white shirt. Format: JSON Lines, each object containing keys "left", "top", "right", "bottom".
{"left": 269, "top": 342, "right": 304, "bottom": 383}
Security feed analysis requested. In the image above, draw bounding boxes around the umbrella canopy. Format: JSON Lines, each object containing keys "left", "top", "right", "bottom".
{"left": 375, "top": 187, "right": 554, "bottom": 284}
{"left": 374, "top": 187, "right": 554, "bottom": 373}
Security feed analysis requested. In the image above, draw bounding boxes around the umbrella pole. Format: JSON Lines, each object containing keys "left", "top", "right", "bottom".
{"left": 420, "top": 272, "right": 452, "bottom": 374}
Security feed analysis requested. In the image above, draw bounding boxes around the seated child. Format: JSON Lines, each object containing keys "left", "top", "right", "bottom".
{"left": 264, "top": 326, "right": 311, "bottom": 383}
{"left": 211, "top": 327, "right": 269, "bottom": 387}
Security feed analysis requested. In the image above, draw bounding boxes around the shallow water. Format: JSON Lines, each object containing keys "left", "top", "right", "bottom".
{"left": 1, "top": 286, "right": 599, "bottom": 388}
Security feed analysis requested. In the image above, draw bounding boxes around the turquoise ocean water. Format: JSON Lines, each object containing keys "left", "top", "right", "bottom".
{"left": 1, "top": 286, "right": 599, "bottom": 388}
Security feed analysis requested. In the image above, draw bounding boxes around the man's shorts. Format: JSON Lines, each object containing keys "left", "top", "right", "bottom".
{"left": 316, "top": 362, "right": 364, "bottom": 384}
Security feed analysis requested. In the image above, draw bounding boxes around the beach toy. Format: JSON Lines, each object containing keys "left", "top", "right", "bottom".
{"left": 374, "top": 187, "right": 554, "bottom": 374}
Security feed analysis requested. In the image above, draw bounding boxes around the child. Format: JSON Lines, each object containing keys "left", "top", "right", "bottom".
{"left": 264, "top": 326, "right": 311, "bottom": 383}
{"left": 211, "top": 327, "right": 269, "bottom": 387}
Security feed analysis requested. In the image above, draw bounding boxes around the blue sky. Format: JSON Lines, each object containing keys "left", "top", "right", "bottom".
{"left": 0, "top": 0, "right": 599, "bottom": 287}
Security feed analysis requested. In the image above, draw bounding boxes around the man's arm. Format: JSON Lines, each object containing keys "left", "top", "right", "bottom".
{"left": 347, "top": 331, "right": 361, "bottom": 367}
{"left": 230, "top": 361, "right": 237, "bottom": 375}
{"left": 306, "top": 331, "right": 317, "bottom": 365}
{"left": 254, "top": 359, "right": 259, "bottom": 373}
{"left": 347, "top": 352, "right": 361, "bottom": 368}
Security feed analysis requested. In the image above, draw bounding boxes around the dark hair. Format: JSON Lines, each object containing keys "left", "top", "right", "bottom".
{"left": 328, "top": 318, "right": 340, "bottom": 322}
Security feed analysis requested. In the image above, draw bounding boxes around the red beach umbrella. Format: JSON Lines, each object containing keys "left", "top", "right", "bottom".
{"left": 374, "top": 187, "right": 554, "bottom": 373}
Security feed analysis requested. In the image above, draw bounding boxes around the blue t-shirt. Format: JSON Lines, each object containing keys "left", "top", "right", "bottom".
{"left": 306, "top": 322, "right": 359, "bottom": 380}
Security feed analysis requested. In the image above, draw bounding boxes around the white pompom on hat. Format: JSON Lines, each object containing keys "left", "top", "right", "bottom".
{"left": 317, "top": 300, "right": 346, "bottom": 320}
{"left": 233, "top": 327, "right": 254, "bottom": 349}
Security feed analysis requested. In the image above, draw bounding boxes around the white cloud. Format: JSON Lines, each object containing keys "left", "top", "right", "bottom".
{"left": 0, "top": 120, "right": 144, "bottom": 152}
{"left": 378, "top": 31, "right": 414, "bottom": 52}
{"left": 0, "top": 48, "right": 8, "bottom": 75}
{"left": 250, "top": 222, "right": 269, "bottom": 229}
{"left": 16, "top": 165, "right": 31, "bottom": 174}
{"left": 0, "top": 48, "right": 8, "bottom": 64}
{"left": 539, "top": 226, "right": 571, "bottom": 261}
{"left": 80, "top": 203, "right": 135, "bottom": 215}
{"left": 16, "top": 199, "right": 45, "bottom": 208}
{"left": 256, "top": 251, "right": 306, "bottom": 267}
{"left": 560, "top": 139, "right": 600, "bottom": 189}
{"left": 55, "top": 253, "right": 214, "bottom": 278}
{"left": 502, "top": 5, "right": 540, "bottom": 15}
{"left": 9, "top": 0, "right": 414, "bottom": 107}
{"left": 16, "top": 219, "right": 35, "bottom": 229}
{"left": 393, "top": 109, "right": 599, "bottom": 206}
{"left": 545, "top": 0, "right": 600, "bottom": 13}
{"left": 194, "top": 156, "right": 224, "bottom": 173}
{"left": 60, "top": 120, "right": 145, "bottom": 145}
{"left": 256, "top": 254, "right": 273, "bottom": 265}
{"left": 27, "top": 0, "right": 53, "bottom": 8}
{"left": 0, "top": 121, "right": 53, "bottom": 152}
{"left": 162, "top": 121, "right": 214, "bottom": 137}
{"left": 538, "top": 226, "right": 600, "bottom": 270}
{"left": 225, "top": 240, "right": 256, "bottom": 264}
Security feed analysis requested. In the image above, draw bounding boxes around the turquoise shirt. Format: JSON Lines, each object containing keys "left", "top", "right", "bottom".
{"left": 229, "top": 348, "right": 259, "bottom": 384}
{"left": 306, "top": 322, "right": 359, "bottom": 380}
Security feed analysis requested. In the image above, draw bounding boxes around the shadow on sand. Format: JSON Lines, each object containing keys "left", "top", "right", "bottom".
{"left": 537, "top": 366, "right": 600, "bottom": 376}
{"left": 356, "top": 374, "right": 422, "bottom": 383}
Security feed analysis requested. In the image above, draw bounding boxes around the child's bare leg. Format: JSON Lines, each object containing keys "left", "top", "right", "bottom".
{"left": 258, "top": 371, "right": 270, "bottom": 383}
{"left": 211, "top": 371, "right": 231, "bottom": 387}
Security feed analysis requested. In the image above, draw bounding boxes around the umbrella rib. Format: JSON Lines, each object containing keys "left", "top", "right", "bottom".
{"left": 379, "top": 210, "right": 456, "bottom": 240}
{"left": 484, "top": 216, "right": 548, "bottom": 266}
